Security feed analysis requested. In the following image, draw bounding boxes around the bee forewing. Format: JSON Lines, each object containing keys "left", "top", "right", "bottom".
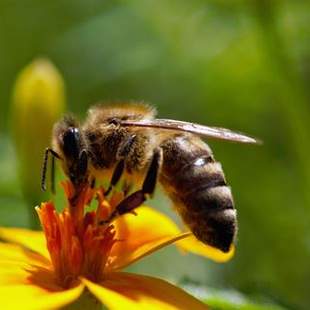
{"left": 120, "top": 119, "right": 260, "bottom": 144}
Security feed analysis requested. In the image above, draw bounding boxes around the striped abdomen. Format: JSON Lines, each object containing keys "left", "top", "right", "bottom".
{"left": 160, "top": 134, "right": 237, "bottom": 252}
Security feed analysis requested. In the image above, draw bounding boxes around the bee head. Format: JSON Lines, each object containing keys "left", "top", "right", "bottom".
{"left": 52, "top": 116, "right": 89, "bottom": 186}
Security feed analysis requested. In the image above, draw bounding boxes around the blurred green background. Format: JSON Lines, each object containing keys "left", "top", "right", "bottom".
{"left": 0, "top": 1, "right": 309, "bottom": 309}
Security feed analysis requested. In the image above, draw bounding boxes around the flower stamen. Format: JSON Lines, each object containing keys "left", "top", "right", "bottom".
{"left": 36, "top": 181, "right": 124, "bottom": 288}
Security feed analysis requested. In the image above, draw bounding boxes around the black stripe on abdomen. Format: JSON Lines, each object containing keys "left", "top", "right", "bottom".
{"left": 173, "top": 159, "right": 227, "bottom": 195}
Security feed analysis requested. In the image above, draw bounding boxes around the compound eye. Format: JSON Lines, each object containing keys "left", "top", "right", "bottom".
{"left": 63, "top": 127, "right": 81, "bottom": 159}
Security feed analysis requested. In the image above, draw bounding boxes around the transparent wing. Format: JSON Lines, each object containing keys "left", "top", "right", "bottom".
{"left": 120, "top": 119, "right": 260, "bottom": 144}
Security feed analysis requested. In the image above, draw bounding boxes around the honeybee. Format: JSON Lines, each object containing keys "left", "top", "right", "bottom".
{"left": 42, "top": 103, "right": 259, "bottom": 252}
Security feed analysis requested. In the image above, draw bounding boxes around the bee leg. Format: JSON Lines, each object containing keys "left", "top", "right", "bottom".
{"left": 122, "top": 180, "right": 133, "bottom": 197}
{"left": 41, "top": 147, "right": 62, "bottom": 193}
{"left": 105, "top": 159, "right": 125, "bottom": 196}
{"left": 101, "top": 148, "right": 162, "bottom": 223}
{"left": 105, "top": 135, "right": 137, "bottom": 196}
{"left": 141, "top": 147, "right": 162, "bottom": 198}
{"left": 90, "top": 177, "right": 96, "bottom": 189}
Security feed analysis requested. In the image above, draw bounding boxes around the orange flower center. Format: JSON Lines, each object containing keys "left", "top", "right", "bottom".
{"left": 36, "top": 181, "right": 125, "bottom": 288}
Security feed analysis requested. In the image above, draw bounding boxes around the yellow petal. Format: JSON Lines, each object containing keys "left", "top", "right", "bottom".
{"left": 0, "top": 242, "right": 53, "bottom": 286}
{"left": 0, "top": 227, "right": 50, "bottom": 259}
{"left": 108, "top": 206, "right": 189, "bottom": 270}
{"left": 109, "top": 232, "right": 190, "bottom": 271}
{"left": 0, "top": 246, "right": 84, "bottom": 310}
{"left": 176, "top": 236, "right": 235, "bottom": 263}
{"left": 109, "top": 206, "right": 233, "bottom": 267}
{"left": 0, "top": 242, "right": 50, "bottom": 267}
{"left": 0, "top": 260, "right": 56, "bottom": 287}
{"left": 83, "top": 273, "right": 208, "bottom": 310}
{"left": 0, "top": 281, "right": 84, "bottom": 310}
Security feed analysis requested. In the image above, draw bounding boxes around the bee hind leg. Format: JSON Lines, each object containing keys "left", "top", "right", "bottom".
{"left": 101, "top": 148, "right": 162, "bottom": 223}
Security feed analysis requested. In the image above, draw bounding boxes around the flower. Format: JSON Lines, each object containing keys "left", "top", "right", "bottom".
{"left": 0, "top": 182, "right": 233, "bottom": 309}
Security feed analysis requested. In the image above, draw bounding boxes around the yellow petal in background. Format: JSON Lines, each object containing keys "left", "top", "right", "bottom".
{"left": 176, "top": 235, "right": 235, "bottom": 263}
{"left": 84, "top": 273, "right": 208, "bottom": 310}
{"left": 0, "top": 227, "right": 49, "bottom": 259}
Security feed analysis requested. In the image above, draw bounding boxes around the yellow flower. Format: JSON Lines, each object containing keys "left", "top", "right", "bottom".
{"left": 0, "top": 182, "right": 233, "bottom": 309}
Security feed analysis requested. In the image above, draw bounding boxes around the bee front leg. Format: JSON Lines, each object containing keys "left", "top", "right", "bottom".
{"left": 41, "top": 147, "right": 62, "bottom": 193}
{"left": 101, "top": 148, "right": 162, "bottom": 223}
